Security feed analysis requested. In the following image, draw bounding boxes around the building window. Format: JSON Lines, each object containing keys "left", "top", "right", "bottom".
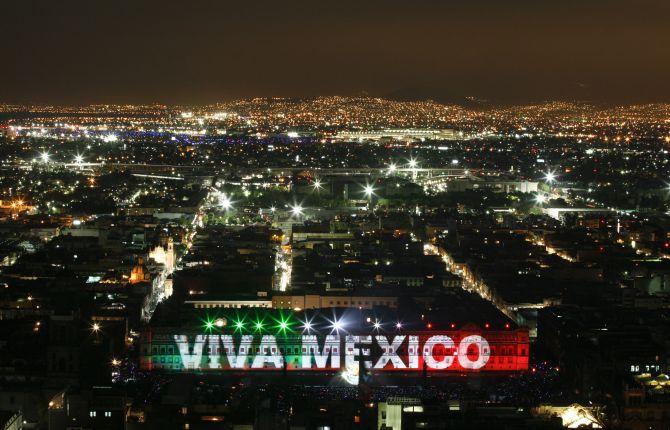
{"left": 105, "top": 411, "right": 112, "bottom": 418}
{"left": 90, "top": 411, "right": 97, "bottom": 418}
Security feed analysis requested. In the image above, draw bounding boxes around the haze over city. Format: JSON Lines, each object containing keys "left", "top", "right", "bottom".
{"left": 2, "top": 0, "right": 670, "bottom": 104}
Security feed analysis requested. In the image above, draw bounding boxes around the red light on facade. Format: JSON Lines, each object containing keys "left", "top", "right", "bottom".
{"left": 450, "top": 323, "right": 456, "bottom": 329}
{"left": 484, "top": 323, "right": 490, "bottom": 329}
{"left": 426, "top": 323, "right": 433, "bottom": 329}
{"left": 505, "top": 323, "right": 510, "bottom": 329}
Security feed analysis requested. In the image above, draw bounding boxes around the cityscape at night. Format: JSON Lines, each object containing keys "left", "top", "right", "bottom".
{"left": 1, "top": 1, "right": 670, "bottom": 430}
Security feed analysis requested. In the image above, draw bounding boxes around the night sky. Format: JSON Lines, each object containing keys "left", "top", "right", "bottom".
{"left": 2, "top": 0, "right": 669, "bottom": 105}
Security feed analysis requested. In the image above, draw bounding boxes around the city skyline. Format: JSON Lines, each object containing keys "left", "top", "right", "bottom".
{"left": 1, "top": 2, "right": 669, "bottom": 429}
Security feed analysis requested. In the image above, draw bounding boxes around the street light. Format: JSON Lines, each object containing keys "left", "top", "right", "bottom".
{"left": 218, "top": 193, "right": 233, "bottom": 211}
{"left": 544, "top": 171, "right": 556, "bottom": 184}
{"left": 40, "top": 152, "right": 50, "bottom": 163}
{"left": 388, "top": 163, "right": 397, "bottom": 174}
{"left": 363, "top": 184, "right": 375, "bottom": 198}
{"left": 408, "top": 158, "right": 418, "bottom": 169}
{"left": 535, "top": 193, "right": 547, "bottom": 204}
{"left": 312, "top": 179, "right": 323, "bottom": 192}
{"left": 91, "top": 323, "right": 101, "bottom": 333}
{"left": 74, "top": 154, "right": 84, "bottom": 164}
{"left": 290, "top": 204, "right": 303, "bottom": 217}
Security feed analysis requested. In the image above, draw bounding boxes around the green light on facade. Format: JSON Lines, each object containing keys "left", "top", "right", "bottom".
{"left": 272, "top": 312, "right": 295, "bottom": 335}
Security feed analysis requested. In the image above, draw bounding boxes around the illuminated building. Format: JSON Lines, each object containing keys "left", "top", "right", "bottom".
{"left": 129, "top": 257, "right": 150, "bottom": 284}
{"left": 140, "top": 309, "right": 529, "bottom": 373}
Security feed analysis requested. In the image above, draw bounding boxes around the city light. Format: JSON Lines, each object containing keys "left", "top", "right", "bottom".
{"left": 363, "top": 183, "right": 375, "bottom": 198}
{"left": 40, "top": 151, "right": 50, "bottom": 163}
{"left": 218, "top": 192, "right": 233, "bottom": 211}
{"left": 290, "top": 204, "right": 303, "bottom": 217}
{"left": 544, "top": 171, "right": 557, "bottom": 183}
{"left": 102, "top": 133, "right": 118, "bottom": 143}
{"left": 273, "top": 313, "right": 293, "bottom": 334}
{"left": 254, "top": 318, "right": 265, "bottom": 332}
{"left": 408, "top": 158, "right": 418, "bottom": 169}
{"left": 91, "top": 323, "right": 100, "bottom": 332}
{"left": 329, "top": 317, "right": 345, "bottom": 333}
{"left": 396, "top": 322, "right": 402, "bottom": 329}
{"left": 74, "top": 154, "right": 84, "bottom": 164}
{"left": 301, "top": 319, "right": 313, "bottom": 333}
{"left": 312, "top": 179, "right": 323, "bottom": 191}
{"left": 388, "top": 163, "right": 397, "bottom": 174}
{"left": 535, "top": 193, "right": 548, "bottom": 204}
{"left": 233, "top": 318, "right": 245, "bottom": 332}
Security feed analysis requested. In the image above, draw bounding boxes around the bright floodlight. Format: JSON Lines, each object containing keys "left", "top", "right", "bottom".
{"left": 40, "top": 152, "right": 50, "bottom": 163}
{"left": 544, "top": 171, "right": 556, "bottom": 183}
{"left": 302, "top": 320, "right": 312, "bottom": 332}
{"left": 535, "top": 193, "right": 547, "bottom": 204}
{"left": 388, "top": 163, "right": 397, "bottom": 173}
{"left": 269, "top": 206, "right": 276, "bottom": 213}
{"left": 331, "top": 318, "right": 344, "bottom": 333}
{"left": 408, "top": 158, "right": 418, "bottom": 169}
{"left": 373, "top": 320, "right": 381, "bottom": 330}
{"left": 74, "top": 154, "right": 84, "bottom": 164}
{"left": 396, "top": 322, "right": 402, "bottom": 329}
{"left": 312, "top": 179, "right": 323, "bottom": 191}
{"left": 219, "top": 193, "right": 233, "bottom": 211}
{"left": 363, "top": 184, "right": 375, "bottom": 198}
{"left": 291, "top": 204, "right": 303, "bottom": 217}
{"left": 91, "top": 323, "right": 100, "bottom": 332}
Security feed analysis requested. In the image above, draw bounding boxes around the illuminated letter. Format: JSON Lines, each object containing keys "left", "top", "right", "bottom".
{"left": 252, "top": 335, "right": 284, "bottom": 369}
{"left": 408, "top": 335, "right": 419, "bottom": 369}
{"left": 221, "top": 335, "right": 253, "bottom": 369}
{"left": 423, "top": 335, "right": 455, "bottom": 370}
{"left": 301, "top": 335, "right": 340, "bottom": 369}
{"left": 458, "top": 335, "right": 490, "bottom": 369}
{"left": 174, "top": 334, "right": 206, "bottom": 370}
{"left": 207, "top": 335, "right": 222, "bottom": 369}
{"left": 374, "top": 335, "right": 406, "bottom": 369}
{"left": 345, "top": 335, "right": 372, "bottom": 370}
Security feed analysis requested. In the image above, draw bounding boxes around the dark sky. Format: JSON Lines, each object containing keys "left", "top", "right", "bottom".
{"left": 2, "top": 0, "right": 669, "bottom": 105}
